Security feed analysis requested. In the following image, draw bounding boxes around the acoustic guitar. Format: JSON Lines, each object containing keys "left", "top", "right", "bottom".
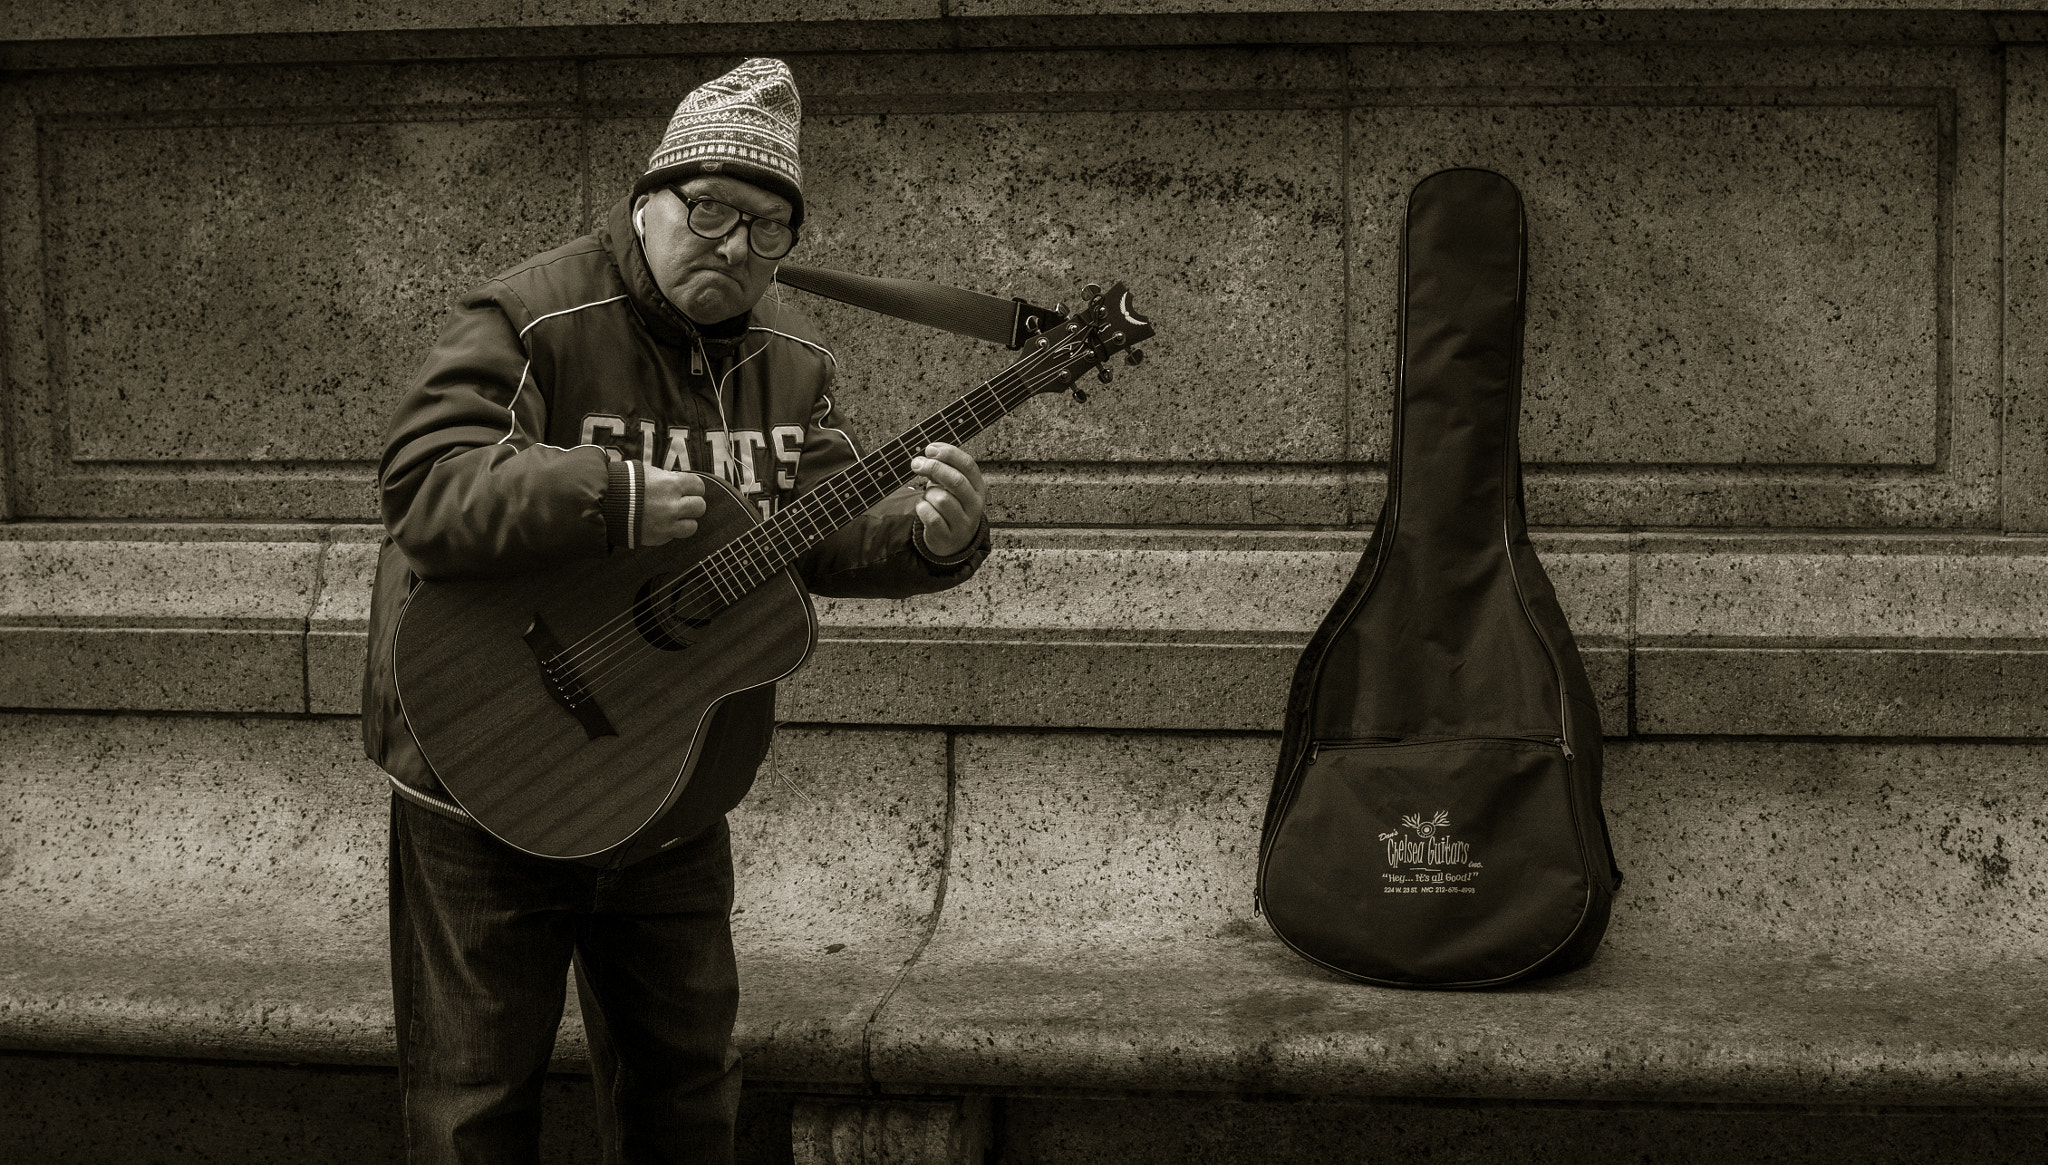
{"left": 394, "top": 282, "right": 1153, "bottom": 861}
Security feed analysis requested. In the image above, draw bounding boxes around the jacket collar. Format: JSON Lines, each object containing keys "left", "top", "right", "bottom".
{"left": 603, "top": 195, "right": 752, "bottom": 354}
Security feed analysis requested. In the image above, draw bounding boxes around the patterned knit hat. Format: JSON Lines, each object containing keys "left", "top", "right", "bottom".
{"left": 635, "top": 58, "right": 804, "bottom": 228}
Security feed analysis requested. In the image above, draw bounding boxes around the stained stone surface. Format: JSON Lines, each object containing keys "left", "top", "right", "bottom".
{"left": 0, "top": 714, "right": 392, "bottom": 1063}
{"left": 727, "top": 726, "right": 950, "bottom": 1083}
{"left": 1603, "top": 740, "right": 2048, "bottom": 960}
{"left": 867, "top": 733, "right": 2048, "bottom": 1103}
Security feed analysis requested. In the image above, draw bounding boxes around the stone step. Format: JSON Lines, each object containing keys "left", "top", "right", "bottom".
{"left": 5, "top": 525, "right": 2047, "bottom": 736}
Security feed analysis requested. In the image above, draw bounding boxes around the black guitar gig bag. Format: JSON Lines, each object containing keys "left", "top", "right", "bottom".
{"left": 1256, "top": 168, "right": 1621, "bottom": 988}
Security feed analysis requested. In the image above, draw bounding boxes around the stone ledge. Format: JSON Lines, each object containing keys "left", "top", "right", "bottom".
{"left": 1639, "top": 646, "right": 2048, "bottom": 736}
{"left": 5, "top": 525, "right": 2046, "bottom": 736}
{"left": 0, "top": 627, "right": 306, "bottom": 713}
{"left": 869, "top": 944, "right": 2048, "bottom": 1106}
{"left": 867, "top": 732, "right": 2048, "bottom": 1107}
{"left": 786, "top": 635, "right": 1631, "bottom": 735}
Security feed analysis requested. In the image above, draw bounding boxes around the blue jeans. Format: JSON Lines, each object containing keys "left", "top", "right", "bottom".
{"left": 388, "top": 794, "right": 742, "bottom": 1164}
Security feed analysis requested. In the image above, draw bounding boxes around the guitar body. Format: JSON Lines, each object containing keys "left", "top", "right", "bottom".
{"left": 385, "top": 280, "right": 1155, "bottom": 866}
{"left": 393, "top": 474, "right": 814, "bottom": 862}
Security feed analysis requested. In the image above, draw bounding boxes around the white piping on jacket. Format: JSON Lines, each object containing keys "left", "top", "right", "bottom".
{"left": 747, "top": 326, "right": 855, "bottom": 456}
{"left": 496, "top": 295, "right": 630, "bottom": 444}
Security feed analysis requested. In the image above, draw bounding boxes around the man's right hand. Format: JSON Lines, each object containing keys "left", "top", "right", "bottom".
{"left": 641, "top": 466, "right": 708, "bottom": 546}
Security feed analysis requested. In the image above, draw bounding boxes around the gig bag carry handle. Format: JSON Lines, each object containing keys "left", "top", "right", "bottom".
{"left": 1256, "top": 168, "right": 1621, "bottom": 989}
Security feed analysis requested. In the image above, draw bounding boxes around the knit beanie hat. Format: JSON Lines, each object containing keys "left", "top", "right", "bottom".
{"left": 634, "top": 58, "right": 805, "bottom": 228}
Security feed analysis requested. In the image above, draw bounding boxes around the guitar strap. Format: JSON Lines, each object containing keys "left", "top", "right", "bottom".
{"left": 776, "top": 263, "right": 1064, "bottom": 349}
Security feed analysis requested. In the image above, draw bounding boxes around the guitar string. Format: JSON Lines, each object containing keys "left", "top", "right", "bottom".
{"left": 551, "top": 292, "right": 1139, "bottom": 685}
{"left": 561, "top": 367, "right": 1066, "bottom": 702}
{"left": 559, "top": 362, "right": 1072, "bottom": 700}
{"left": 547, "top": 362, "right": 1041, "bottom": 682}
{"left": 552, "top": 360, "right": 1085, "bottom": 701}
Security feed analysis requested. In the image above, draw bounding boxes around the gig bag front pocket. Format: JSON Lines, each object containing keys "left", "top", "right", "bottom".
{"left": 1262, "top": 737, "right": 1596, "bottom": 987}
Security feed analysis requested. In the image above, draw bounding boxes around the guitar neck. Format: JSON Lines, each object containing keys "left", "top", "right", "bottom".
{"left": 695, "top": 361, "right": 1046, "bottom": 601}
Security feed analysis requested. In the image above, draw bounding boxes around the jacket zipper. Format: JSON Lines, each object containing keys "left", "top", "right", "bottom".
{"left": 1306, "top": 733, "right": 1570, "bottom": 767}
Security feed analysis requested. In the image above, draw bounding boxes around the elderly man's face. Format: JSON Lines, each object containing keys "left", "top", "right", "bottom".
{"left": 637, "top": 174, "right": 790, "bottom": 325}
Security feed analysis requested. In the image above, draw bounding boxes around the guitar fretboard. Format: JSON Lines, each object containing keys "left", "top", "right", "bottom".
{"left": 687, "top": 350, "right": 1066, "bottom": 607}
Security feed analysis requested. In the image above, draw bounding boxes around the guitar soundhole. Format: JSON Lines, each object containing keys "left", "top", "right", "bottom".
{"left": 633, "top": 575, "right": 712, "bottom": 651}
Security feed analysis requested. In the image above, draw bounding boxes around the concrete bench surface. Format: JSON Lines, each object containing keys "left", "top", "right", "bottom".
{"left": 868, "top": 734, "right": 2048, "bottom": 1106}
{"left": 0, "top": 714, "right": 947, "bottom": 1087}
{"left": 4, "top": 713, "right": 2043, "bottom": 1111}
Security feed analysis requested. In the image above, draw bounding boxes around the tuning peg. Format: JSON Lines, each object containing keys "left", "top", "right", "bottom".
{"left": 1083, "top": 283, "right": 1102, "bottom": 300}
{"left": 1096, "top": 367, "right": 1114, "bottom": 384}
{"left": 1124, "top": 348, "right": 1146, "bottom": 367}
{"left": 1071, "top": 386, "right": 1090, "bottom": 404}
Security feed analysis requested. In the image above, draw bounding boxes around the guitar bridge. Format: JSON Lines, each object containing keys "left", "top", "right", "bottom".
{"left": 523, "top": 614, "right": 618, "bottom": 742}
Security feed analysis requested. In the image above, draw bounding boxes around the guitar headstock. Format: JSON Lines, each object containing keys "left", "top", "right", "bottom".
{"left": 1011, "top": 282, "right": 1155, "bottom": 403}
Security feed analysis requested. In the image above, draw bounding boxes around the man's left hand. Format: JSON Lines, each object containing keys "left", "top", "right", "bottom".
{"left": 910, "top": 443, "right": 987, "bottom": 558}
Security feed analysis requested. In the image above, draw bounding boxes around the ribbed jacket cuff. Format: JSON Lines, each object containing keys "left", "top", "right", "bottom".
{"left": 603, "top": 458, "right": 644, "bottom": 551}
{"left": 912, "top": 513, "right": 990, "bottom": 574}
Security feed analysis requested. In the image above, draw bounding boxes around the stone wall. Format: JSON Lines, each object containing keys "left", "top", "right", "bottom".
{"left": 5, "top": 9, "right": 2046, "bottom": 725}
{"left": 4, "top": 4, "right": 2047, "bottom": 1160}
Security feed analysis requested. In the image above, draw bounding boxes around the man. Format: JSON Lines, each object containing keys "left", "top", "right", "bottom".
{"left": 360, "top": 58, "right": 990, "bottom": 1163}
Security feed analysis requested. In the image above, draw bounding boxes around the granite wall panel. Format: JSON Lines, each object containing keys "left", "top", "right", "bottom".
{"left": 792, "top": 108, "right": 1347, "bottom": 466}
{"left": 1349, "top": 103, "right": 1940, "bottom": 467}
{"left": 2005, "top": 45, "right": 2048, "bottom": 532}
{"left": 44, "top": 116, "right": 582, "bottom": 464}
{"left": 0, "top": 41, "right": 2016, "bottom": 527}
{"left": 4, "top": 64, "right": 586, "bottom": 520}
{"left": 1348, "top": 44, "right": 2002, "bottom": 530}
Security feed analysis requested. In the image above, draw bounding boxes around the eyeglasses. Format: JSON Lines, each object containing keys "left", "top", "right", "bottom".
{"left": 671, "top": 191, "right": 798, "bottom": 260}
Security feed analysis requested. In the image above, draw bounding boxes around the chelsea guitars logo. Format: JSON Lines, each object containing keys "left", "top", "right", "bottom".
{"left": 1378, "top": 810, "right": 1482, "bottom": 895}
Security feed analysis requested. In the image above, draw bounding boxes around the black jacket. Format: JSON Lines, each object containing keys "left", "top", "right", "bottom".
{"left": 362, "top": 195, "right": 988, "bottom": 822}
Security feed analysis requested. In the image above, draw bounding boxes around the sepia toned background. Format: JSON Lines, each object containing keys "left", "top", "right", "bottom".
{"left": 3, "top": 4, "right": 2045, "bottom": 1162}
